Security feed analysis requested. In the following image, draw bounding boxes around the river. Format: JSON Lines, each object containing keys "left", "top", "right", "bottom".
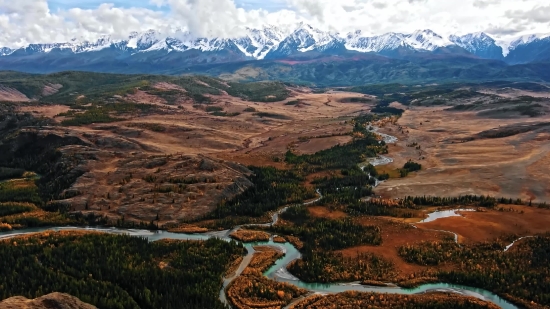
{"left": 0, "top": 125, "right": 519, "bottom": 309}
{"left": 0, "top": 226, "right": 519, "bottom": 309}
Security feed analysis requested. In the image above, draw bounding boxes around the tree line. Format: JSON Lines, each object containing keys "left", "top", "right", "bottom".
{"left": 212, "top": 166, "right": 316, "bottom": 218}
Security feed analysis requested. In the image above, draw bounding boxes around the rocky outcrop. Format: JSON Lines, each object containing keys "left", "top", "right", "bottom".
{"left": 0, "top": 293, "right": 96, "bottom": 309}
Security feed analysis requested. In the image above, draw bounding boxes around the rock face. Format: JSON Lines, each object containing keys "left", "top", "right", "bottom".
{"left": 0, "top": 293, "right": 96, "bottom": 309}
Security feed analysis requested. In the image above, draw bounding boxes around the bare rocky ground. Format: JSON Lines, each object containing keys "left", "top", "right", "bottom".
{"left": 0, "top": 293, "right": 96, "bottom": 309}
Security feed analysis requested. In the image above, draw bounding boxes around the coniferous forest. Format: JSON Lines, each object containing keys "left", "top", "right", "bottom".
{"left": 0, "top": 233, "right": 244, "bottom": 309}
{"left": 399, "top": 235, "right": 550, "bottom": 307}
{"left": 212, "top": 166, "right": 316, "bottom": 218}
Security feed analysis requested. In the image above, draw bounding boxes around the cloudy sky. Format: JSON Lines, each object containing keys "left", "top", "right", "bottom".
{"left": 0, "top": 0, "right": 548, "bottom": 47}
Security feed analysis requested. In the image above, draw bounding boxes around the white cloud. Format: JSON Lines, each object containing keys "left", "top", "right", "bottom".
{"left": 0, "top": 0, "right": 548, "bottom": 48}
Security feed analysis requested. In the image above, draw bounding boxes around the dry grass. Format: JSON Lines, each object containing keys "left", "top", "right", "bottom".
{"left": 375, "top": 165, "right": 401, "bottom": 179}
{"left": 168, "top": 224, "right": 209, "bottom": 234}
{"left": 294, "top": 135, "right": 352, "bottom": 154}
{"left": 417, "top": 205, "right": 550, "bottom": 243}
{"left": 376, "top": 106, "right": 550, "bottom": 202}
{"left": 20, "top": 105, "right": 71, "bottom": 119}
{"left": 60, "top": 151, "right": 253, "bottom": 225}
{"left": 230, "top": 229, "right": 271, "bottom": 243}
{"left": 308, "top": 206, "right": 348, "bottom": 220}
{"left": 336, "top": 217, "right": 448, "bottom": 279}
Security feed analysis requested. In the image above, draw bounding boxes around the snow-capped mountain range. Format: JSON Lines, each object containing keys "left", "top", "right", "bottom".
{"left": 0, "top": 24, "right": 548, "bottom": 64}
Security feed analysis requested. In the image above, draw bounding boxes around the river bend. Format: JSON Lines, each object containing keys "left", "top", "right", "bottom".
{"left": 0, "top": 126, "right": 518, "bottom": 309}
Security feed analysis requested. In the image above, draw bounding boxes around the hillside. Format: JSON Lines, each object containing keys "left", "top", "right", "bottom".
{"left": 0, "top": 71, "right": 290, "bottom": 104}
{"left": 1, "top": 56, "right": 550, "bottom": 86}
{"left": 208, "top": 56, "right": 550, "bottom": 86}
{"left": 0, "top": 293, "right": 96, "bottom": 309}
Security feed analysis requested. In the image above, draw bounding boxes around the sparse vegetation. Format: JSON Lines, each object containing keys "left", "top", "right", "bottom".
{"left": 285, "top": 115, "right": 386, "bottom": 173}
{"left": 0, "top": 72, "right": 291, "bottom": 106}
{"left": 400, "top": 160, "right": 422, "bottom": 177}
{"left": 339, "top": 97, "right": 372, "bottom": 103}
{"left": 255, "top": 112, "right": 290, "bottom": 120}
{"left": 205, "top": 106, "right": 224, "bottom": 112}
{"left": 226, "top": 81, "right": 289, "bottom": 102}
{"left": 0, "top": 178, "right": 41, "bottom": 205}
{"left": 210, "top": 111, "right": 241, "bottom": 117}
{"left": 127, "top": 122, "right": 167, "bottom": 132}
{"left": 229, "top": 229, "right": 270, "bottom": 242}
{"left": 0, "top": 202, "right": 35, "bottom": 217}
{"left": 61, "top": 103, "right": 157, "bottom": 126}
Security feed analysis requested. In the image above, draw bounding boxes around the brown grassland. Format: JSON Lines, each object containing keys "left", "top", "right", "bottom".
{"left": 376, "top": 105, "right": 550, "bottom": 202}
{"left": 416, "top": 205, "right": 550, "bottom": 243}
{"left": 230, "top": 229, "right": 271, "bottom": 242}
{"left": 11, "top": 87, "right": 370, "bottom": 226}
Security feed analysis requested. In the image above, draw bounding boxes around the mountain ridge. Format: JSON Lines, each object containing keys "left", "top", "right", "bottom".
{"left": 1, "top": 25, "right": 548, "bottom": 64}
{"left": 1, "top": 25, "right": 550, "bottom": 85}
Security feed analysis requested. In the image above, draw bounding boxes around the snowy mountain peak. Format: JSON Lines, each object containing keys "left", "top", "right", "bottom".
{"left": 410, "top": 29, "right": 438, "bottom": 37}
{"left": 296, "top": 22, "right": 314, "bottom": 30}
{"left": 345, "top": 32, "right": 405, "bottom": 53}
{"left": 405, "top": 29, "right": 452, "bottom": 51}
{"left": 496, "top": 33, "right": 550, "bottom": 57}
{"left": 345, "top": 29, "right": 450, "bottom": 53}
{"left": 508, "top": 33, "right": 549, "bottom": 49}
{"left": 126, "top": 30, "right": 163, "bottom": 50}
{"left": 450, "top": 32, "right": 495, "bottom": 43}
{"left": 0, "top": 47, "right": 14, "bottom": 56}
{"left": 270, "top": 23, "right": 340, "bottom": 54}
{"left": 1, "top": 25, "right": 549, "bottom": 63}
{"left": 449, "top": 32, "right": 503, "bottom": 59}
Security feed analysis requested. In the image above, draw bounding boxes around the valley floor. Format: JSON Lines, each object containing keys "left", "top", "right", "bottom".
{"left": 375, "top": 104, "right": 550, "bottom": 202}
